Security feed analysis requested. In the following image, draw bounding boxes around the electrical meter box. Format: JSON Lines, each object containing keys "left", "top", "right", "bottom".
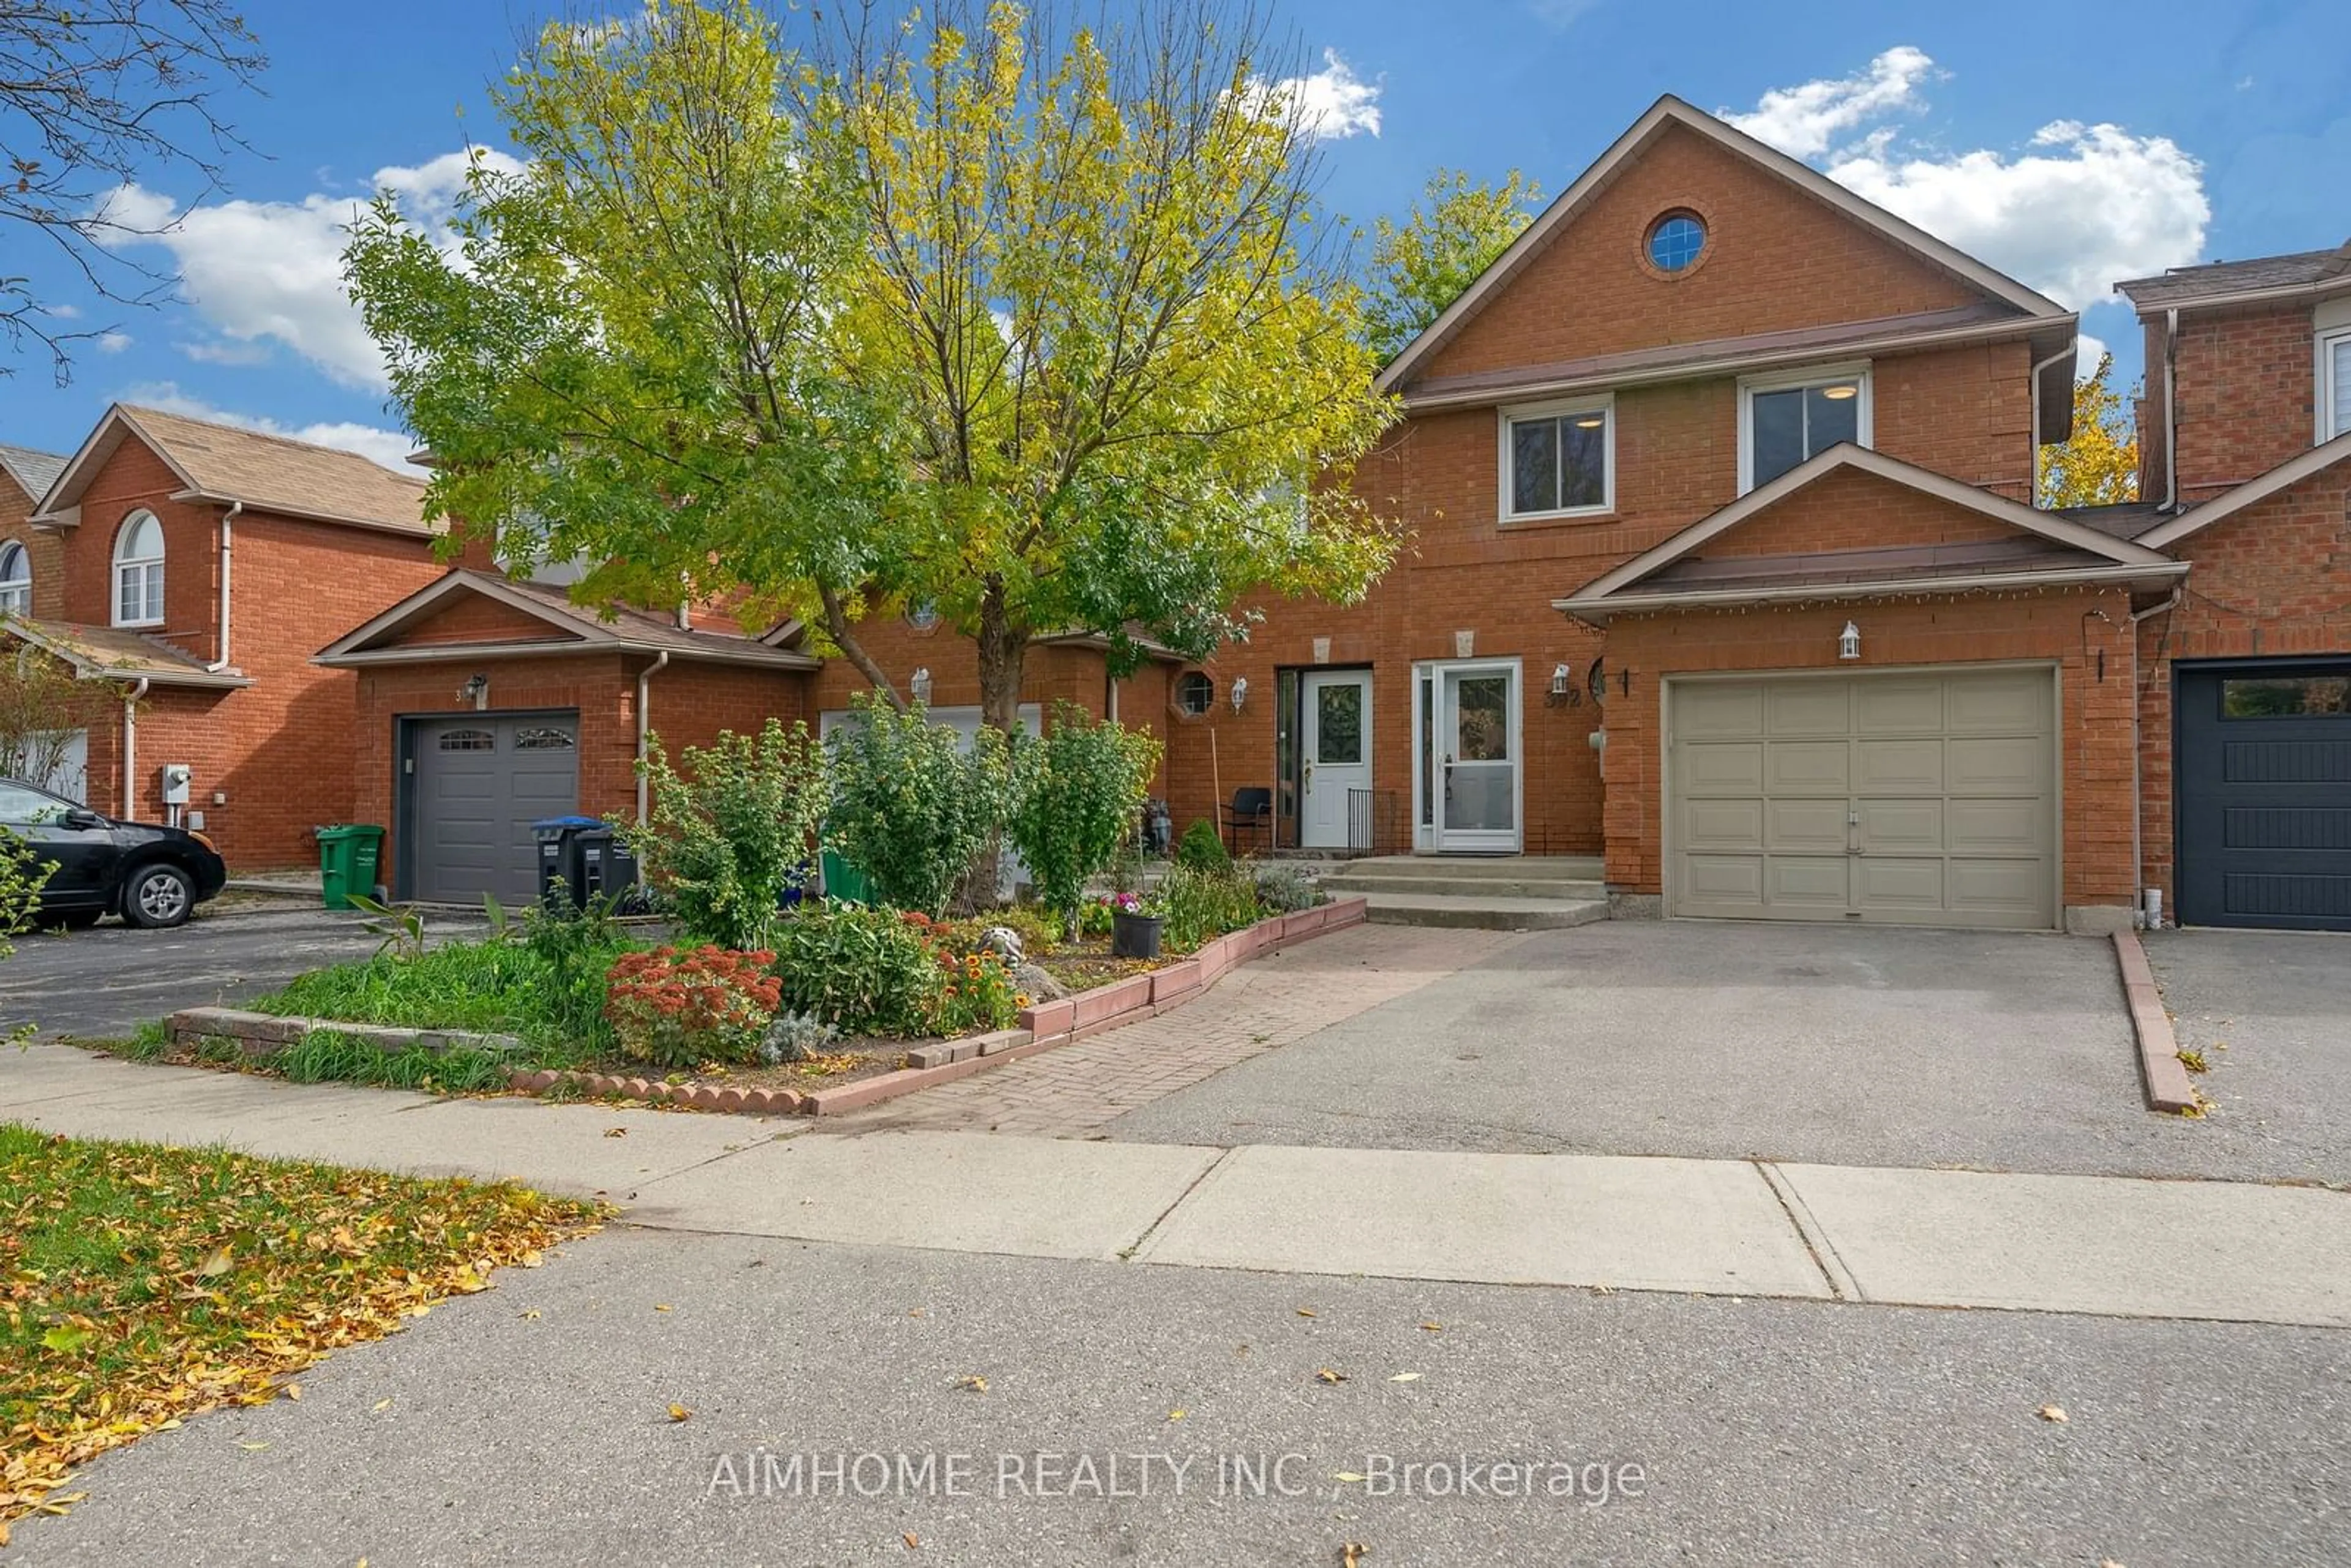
{"left": 160, "top": 763, "right": 193, "bottom": 806}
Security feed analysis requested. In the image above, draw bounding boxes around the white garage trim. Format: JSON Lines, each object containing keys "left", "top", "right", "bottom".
{"left": 1660, "top": 662, "right": 2064, "bottom": 931}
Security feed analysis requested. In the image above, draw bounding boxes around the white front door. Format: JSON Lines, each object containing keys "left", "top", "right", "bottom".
{"left": 1300, "top": 670, "right": 1371, "bottom": 849}
{"left": 1414, "top": 661, "right": 1521, "bottom": 852}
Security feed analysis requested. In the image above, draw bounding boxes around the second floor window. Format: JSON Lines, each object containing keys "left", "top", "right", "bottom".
{"left": 1741, "top": 369, "right": 1870, "bottom": 492}
{"left": 2323, "top": 330, "right": 2351, "bottom": 442}
{"left": 1501, "top": 397, "right": 1613, "bottom": 520}
{"left": 0, "top": 542, "right": 28, "bottom": 616}
{"left": 113, "top": 511, "right": 164, "bottom": 628}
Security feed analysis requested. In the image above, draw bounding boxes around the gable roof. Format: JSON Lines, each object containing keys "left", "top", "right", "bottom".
{"left": 0, "top": 443, "right": 67, "bottom": 508}
{"left": 2, "top": 615, "right": 252, "bottom": 690}
{"left": 1378, "top": 95, "right": 2071, "bottom": 399}
{"left": 2116, "top": 242, "right": 2351, "bottom": 313}
{"left": 315, "top": 570, "right": 821, "bottom": 670}
{"left": 32, "top": 405, "right": 439, "bottom": 537}
{"left": 1556, "top": 443, "right": 2184, "bottom": 621}
{"left": 2135, "top": 430, "right": 2351, "bottom": 550}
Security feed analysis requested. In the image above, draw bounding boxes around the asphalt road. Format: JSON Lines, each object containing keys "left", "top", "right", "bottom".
{"left": 0, "top": 902, "right": 481, "bottom": 1040}
{"left": 10, "top": 1226, "right": 2345, "bottom": 1566}
{"left": 1104, "top": 921, "right": 2341, "bottom": 1181}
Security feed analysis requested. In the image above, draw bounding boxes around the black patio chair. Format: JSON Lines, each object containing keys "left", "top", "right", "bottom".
{"left": 1221, "top": 786, "right": 1273, "bottom": 855}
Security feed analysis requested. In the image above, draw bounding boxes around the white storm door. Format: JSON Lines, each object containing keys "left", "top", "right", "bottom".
{"left": 1300, "top": 670, "right": 1371, "bottom": 849}
{"left": 1437, "top": 662, "right": 1521, "bottom": 852}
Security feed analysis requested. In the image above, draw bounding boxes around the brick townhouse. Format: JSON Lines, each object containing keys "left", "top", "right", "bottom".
{"left": 304, "top": 93, "right": 2350, "bottom": 932}
{"left": 0, "top": 405, "right": 448, "bottom": 869}
{"left": 1150, "top": 95, "right": 2350, "bottom": 934}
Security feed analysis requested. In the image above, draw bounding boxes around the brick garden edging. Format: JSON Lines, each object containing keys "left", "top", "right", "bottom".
{"left": 164, "top": 897, "right": 1371, "bottom": 1120}
{"left": 2110, "top": 931, "right": 2200, "bottom": 1115}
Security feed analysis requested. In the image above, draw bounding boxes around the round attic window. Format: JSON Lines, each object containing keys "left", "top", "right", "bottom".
{"left": 1646, "top": 212, "right": 1708, "bottom": 274}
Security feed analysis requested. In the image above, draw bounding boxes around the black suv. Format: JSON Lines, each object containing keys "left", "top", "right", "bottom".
{"left": 0, "top": 778, "right": 229, "bottom": 929}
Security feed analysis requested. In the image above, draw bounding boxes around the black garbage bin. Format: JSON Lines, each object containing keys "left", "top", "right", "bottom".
{"left": 531, "top": 816, "right": 606, "bottom": 907}
{"left": 572, "top": 824, "right": 643, "bottom": 910}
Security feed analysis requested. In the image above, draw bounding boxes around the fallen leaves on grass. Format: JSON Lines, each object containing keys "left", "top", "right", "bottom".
{"left": 0, "top": 1127, "right": 602, "bottom": 1528}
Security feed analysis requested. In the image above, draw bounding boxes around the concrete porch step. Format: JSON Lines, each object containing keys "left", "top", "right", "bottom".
{"left": 1362, "top": 891, "right": 1611, "bottom": 931}
{"left": 1333, "top": 855, "right": 1606, "bottom": 881}
{"left": 1321, "top": 871, "right": 1606, "bottom": 901}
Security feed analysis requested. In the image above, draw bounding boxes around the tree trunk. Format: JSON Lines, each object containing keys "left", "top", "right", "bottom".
{"left": 965, "top": 579, "right": 1028, "bottom": 909}
{"left": 819, "top": 584, "right": 906, "bottom": 710}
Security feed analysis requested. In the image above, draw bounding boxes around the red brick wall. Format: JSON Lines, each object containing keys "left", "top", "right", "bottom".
{"left": 1702, "top": 466, "right": 2020, "bottom": 557}
{"left": 392, "top": 593, "right": 577, "bottom": 647}
{"left": 1599, "top": 588, "right": 2140, "bottom": 918}
{"left": 2134, "top": 461, "right": 2351, "bottom": 903}
{"left": 2165, "top": 301, "right": 2319, "bottom": 501}
{"left": 1422, "top": 121, "right": 1983, "bottom": 381}
{"left": 0, "top": 471, "right": 66, "bottom": 620}
{"left": 45, "top": 435, "right": 445, "bottom": 867}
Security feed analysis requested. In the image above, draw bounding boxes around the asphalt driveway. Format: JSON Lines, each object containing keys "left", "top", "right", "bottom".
{"left": 0, "top": 901, "right": 481, "bottom": 1040}
{"left": 2145, "top": 929, "right": 2351, "bottom": 1185}
{"left": 1108, "top": 920, "right": 2328, "bottom": 1180}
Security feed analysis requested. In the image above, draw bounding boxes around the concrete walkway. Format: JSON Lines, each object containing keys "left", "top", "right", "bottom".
{"left": 7, "top": 1044, "right": 2348, "bottom": 1329}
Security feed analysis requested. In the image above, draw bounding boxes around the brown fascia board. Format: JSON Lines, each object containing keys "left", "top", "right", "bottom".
{"left": 1397, "top": 309, "right": 2074, "bottom": 413}
{"left": 2115, "top": 271, "right": 2351, "bottom": 318}
{"left": 316, "top": 639, "right": 816, "bottom": 672}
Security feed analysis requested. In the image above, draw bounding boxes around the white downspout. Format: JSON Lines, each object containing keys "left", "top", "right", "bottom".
{"left": 635, "top": 650, "right": 669, "bottom": 825}
{"left": 2162, "top": 309, "right": 2180, "bottom": 511}
{"left": 2128, "top": 587, "right": 2184, "bottom": 927}
{"left": 206, "top": 501, "right": 241, "bottom": 672}
{"left": 2028, "top": 343, "right": 2074, "bottom": 508}
{"left": 121, "top": 677, "right": 149, "bottom": 820}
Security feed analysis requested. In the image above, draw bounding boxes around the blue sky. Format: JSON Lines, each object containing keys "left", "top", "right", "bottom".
{"left": 4, "top": 0, "right": 2346, "bottom": 470}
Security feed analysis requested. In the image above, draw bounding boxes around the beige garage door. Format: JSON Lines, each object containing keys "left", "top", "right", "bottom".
{"left": 1669, "top": 669, "right": 2057, "bottom": 930}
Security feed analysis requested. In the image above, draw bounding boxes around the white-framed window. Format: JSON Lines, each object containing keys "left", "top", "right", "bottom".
{"left": 1498, "top": 394, "right": 1613, "bottom": 522}
{"left": 0, "top": 541, "right": 29, "bottom": 616}
{"left": 1738, "top": 364, "right": 1872, "bottom": 493}
{"left": 112, "top": 511, "right": 165, "bottom": 628}
{"left": 2320, "top": 329, "right": 2351, "bottom": 443}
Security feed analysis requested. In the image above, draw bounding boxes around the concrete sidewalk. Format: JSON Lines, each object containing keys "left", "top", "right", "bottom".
{"left": 6, "top": 1044, "right": 2348, "bottom": 1329}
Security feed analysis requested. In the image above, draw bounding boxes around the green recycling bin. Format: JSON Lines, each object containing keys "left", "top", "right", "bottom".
{"left": 315, "top": 823, "right": 385, "bottom": 910}
{"left": 819, "top": 848, "right": 872, "bottom": 904}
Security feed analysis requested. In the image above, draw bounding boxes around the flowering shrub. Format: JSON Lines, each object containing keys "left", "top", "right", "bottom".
{"left": 604, "top": 945, "right": 782, "bottom": 1068}
{"left": 928, "top": 945, "right": 1021, "bottom": 1037}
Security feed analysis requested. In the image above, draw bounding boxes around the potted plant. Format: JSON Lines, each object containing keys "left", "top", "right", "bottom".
{"left": 1108, "top": 890, "right": 1164, "bottom": 959}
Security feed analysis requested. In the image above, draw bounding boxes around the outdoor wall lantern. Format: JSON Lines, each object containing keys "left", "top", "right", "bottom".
{"left": 1838, "top": 621, "right": 1862, "bottom": 661}
{"left": 459, "top": 673, "right": 489, "bottom": 710}
{"left": 1229, "top": 675, "right": 1249, "bottom": 712}
{"left": 910, "top": 666, "right": 933, "bottom": 705}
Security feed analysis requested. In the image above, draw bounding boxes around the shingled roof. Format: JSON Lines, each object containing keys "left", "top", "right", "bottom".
{"left": 2, "top": 615, "right": 252, "bottom": 690}
{"left": 0, "top": 443, "right": 67, "bottom": 506}
{"left": 34, "top": 404, "right": 438, "bottom": 536}
{"left": 2116, "top": 242, "right": 2351, "bottom": 310}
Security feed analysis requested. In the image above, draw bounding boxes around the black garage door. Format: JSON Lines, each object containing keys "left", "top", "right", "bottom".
{"left": 2177, "top": 662, "right": 2351, "bottom": 931}
{"left": 409, "top": 713, "right": 580, "bottom": 903}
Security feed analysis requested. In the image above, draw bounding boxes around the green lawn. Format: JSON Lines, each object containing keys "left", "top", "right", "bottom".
{"left": 0, "top": 1127, "right": 601, "bottom": 1534}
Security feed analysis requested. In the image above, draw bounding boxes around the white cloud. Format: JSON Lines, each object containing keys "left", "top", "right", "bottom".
{"left": 96, "top": 147, "right": 520, "bottom": 391}
{"left": 1725, "top": 50, "right": 2209, "bottom": 309}
{"left": 2076, "top": 331, "right": 2110, "bottom": 373}
{"left": 1722, "top": 47, "right": 1937, "bottom": 160}
{"left": 96, "top": 332, "right": 132, "bottom": 354}
{"left": 1247, "top": 50, "right": 1382, "bottom": 141}
{"left": 121, "top": 381, "right": 425, "bottom": 476}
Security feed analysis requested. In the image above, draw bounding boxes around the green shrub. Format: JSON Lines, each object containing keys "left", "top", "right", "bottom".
{"left": 522, "top": 895, "right": 629, "bottom": 1053}
{"left": 604, "top": 945, "right": 782, "bottom": 1069}
{"left": 767, "top": 904, "right": 941, "bottom": 1037}
{"left": 1160, "top": 862, "right": 1263, "bottom": 952}
{"left": 249, "top": 932, "right": 640, "bottom": 1060}
{"left": 1250, "top": 860, "right": 1321, "bottom": 913}
{"left": 827, "top": 692, "right": 1013, "bottom": 917}
{"left": 1175, "top": 818, "right": 1229, "bottom": 872}
{"left": 1005, "top": 706, "right": 1162, "bottom": 938}
{"left": 631, "top": 718, "right": 827, "bottom": 950}
{"left": 0, "top": 826, "right": 56, "bottom": 961}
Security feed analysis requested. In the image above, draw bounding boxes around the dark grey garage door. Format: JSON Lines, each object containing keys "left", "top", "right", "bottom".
{"left": 410, "top": 713, "right": 580, "bottom": 903}
{"left": 2177, "top": 662, "right": 2351, "bottom": 931}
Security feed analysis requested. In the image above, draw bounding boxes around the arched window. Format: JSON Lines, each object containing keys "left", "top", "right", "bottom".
{"left": 0, "top": 542, "right": 29, "bottom": 617}
{"left": 113, "top": 512, "right": 164, "bottom": 628}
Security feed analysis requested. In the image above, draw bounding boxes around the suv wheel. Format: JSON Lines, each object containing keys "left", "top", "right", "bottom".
{"left": 123, "top": 863, "right": 196, "bottom": 929}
